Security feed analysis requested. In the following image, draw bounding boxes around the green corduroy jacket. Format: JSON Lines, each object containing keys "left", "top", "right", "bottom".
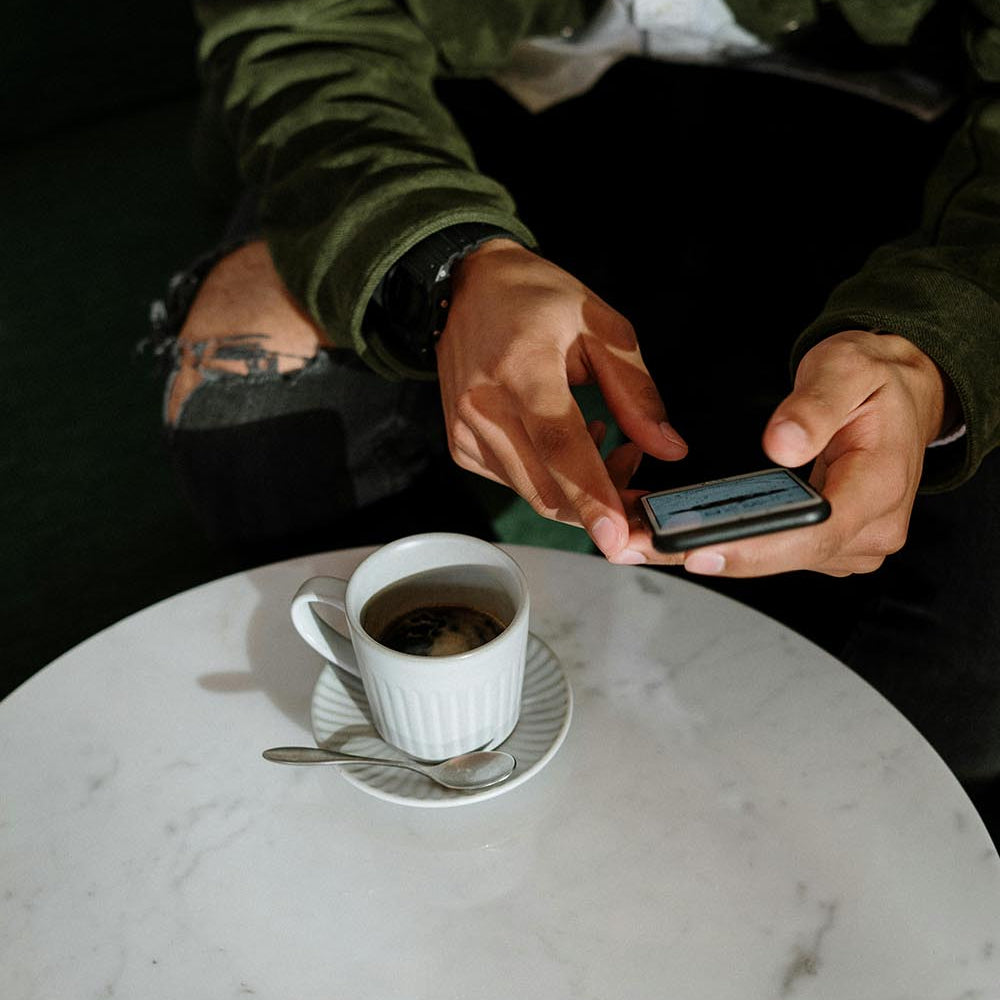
{"left": 192, "top": 0, "right": 1000, "bottom": 490}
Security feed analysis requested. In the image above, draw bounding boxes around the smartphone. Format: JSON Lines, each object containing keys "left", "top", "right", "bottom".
{"left": 640, "top": 468, "right": 831, "bottom": 553}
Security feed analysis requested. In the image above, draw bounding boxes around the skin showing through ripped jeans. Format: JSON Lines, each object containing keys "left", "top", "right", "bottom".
{"left": 167, "top": 240, "right": 332, "bottom": 426}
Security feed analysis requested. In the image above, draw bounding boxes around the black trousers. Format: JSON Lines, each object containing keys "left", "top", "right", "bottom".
{"left": 166, "top": 59, "right": 1000, "bottom": 786}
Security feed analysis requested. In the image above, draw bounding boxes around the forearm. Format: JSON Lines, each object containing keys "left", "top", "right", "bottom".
{"left": 192, "top": 0, "right": 538, "bottom": 376}
{"left": 793, "top": 5, "right": 1000, "bottom": 490}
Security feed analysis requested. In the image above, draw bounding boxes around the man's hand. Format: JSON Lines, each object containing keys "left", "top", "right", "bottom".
{"left": 436, "top": 240, "right": 688, "bottom": 562}
{"left": 620, "top": 330, "right": 949, "bottom": 575}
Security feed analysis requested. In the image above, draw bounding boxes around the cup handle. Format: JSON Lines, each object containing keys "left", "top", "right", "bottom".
{"left": 289, "top": 577, "right": 360, "bottom": 676}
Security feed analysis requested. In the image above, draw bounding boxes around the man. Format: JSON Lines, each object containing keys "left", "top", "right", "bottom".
{"left": 155, "top": 1, "right": 999, "bottom": 787}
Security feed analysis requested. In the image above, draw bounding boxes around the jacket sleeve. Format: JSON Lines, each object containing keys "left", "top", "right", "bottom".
{"left": 792, "top": 2, "right": 1000, "bottom": 491}
{"left": 192, "top": 0, "right": 591, "bottom": 379}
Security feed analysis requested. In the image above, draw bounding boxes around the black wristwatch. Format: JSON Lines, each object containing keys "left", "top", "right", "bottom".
{"left": 364, "top": 222, "right": 523, "bottom": 372}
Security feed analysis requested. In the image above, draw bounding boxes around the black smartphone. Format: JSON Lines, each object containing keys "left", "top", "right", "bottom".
{"left": 640, "top": 468, "right": 831, "bottom": 553}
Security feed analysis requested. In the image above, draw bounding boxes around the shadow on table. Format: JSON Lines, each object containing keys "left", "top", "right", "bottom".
{"left": 193, "top": 462, "right": 509, "bottom": 727}
{"left": 195, "top": 551, "right": 363, "bottom": 735}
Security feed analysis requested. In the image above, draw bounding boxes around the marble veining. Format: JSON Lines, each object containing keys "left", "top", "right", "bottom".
{"left": 1, "top": 546, "right": 998, "bottom": 999}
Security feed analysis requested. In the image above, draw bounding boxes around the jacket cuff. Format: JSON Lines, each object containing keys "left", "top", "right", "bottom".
{"left": 365, "top": 222, "right": 527, "bottom": 376}
{"left": 342, "top": 211, "right": 537, "bottom": 381}
{"left": 792, "top": 252, "right": 1000, "bottom": 492}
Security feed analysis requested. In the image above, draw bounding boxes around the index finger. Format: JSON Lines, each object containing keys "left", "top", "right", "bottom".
{"left": 514, "top": 365, "right": 636, "bottom": 561}
{"left": 583, "top": 322, "right": 688, "bottom": 461}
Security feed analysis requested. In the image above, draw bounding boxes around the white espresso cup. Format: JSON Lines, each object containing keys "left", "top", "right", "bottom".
{"left": 290, "top": 533, "right": 529, "bottom": 761}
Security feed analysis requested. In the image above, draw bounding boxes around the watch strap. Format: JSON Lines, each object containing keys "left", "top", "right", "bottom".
{"left": 365, "top": 222, "right": 524, "bottom": 372}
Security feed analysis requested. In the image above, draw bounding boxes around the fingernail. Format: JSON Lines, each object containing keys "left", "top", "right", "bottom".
{"left": 685, "top": 551, "right": 726, "bottom": 575}
{"left": 591, "top": 516, "right": 622, "bottom": 556}
{"left": 610, "top": 548, "right": 646, "bottom": 565}
{"left": 660, "top": 422, "right": 687, "bottom": 449}
{"left": 771, "top": 419, "right": 809, "bottom": 456}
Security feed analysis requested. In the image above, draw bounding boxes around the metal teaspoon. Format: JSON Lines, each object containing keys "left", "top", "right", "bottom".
{"left": 262, "top": 746, "right": 517, "bottom": 790}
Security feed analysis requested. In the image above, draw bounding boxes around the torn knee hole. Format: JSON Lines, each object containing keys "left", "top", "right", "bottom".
{"left": 165, "top": 333, "right": 320, "bottom": 428}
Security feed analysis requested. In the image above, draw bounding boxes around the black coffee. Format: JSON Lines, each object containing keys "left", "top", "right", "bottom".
{"left": 376, "top": 604, "right": 504, "bottom": 656}
{"left": 362, "top": 566, "right": 513, "bottom": 657}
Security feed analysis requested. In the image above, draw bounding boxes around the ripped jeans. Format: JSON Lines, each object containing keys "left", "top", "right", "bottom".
{"left": 147, "top": 207, "right": 452, "bottom": 553}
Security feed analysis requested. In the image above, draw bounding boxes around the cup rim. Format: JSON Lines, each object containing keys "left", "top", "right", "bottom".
{"left": 344, "top": 533, "right": 529, "bottom": 663}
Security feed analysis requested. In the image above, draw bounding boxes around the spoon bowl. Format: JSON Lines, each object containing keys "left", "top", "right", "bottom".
{"left": 262, "top": 746, "right": 517, "bottom": 790}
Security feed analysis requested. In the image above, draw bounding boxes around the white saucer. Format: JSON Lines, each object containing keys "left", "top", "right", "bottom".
{"left": 310, "top": 633, "right": 572, "bottom": 807}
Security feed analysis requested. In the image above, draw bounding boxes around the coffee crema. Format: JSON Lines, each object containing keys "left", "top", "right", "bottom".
{"left": 361, "top": 566, "right": 513, "bottom": 657}
{"left": 376, "top": 605, "right": 504, "bottom": 656}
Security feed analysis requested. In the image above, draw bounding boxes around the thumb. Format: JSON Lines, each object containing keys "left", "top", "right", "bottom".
{"left": 763, "top": 345, "right": 880, "bottom": 467}
{"left": 763, "top": 414, "right": 819, "bottom": 468}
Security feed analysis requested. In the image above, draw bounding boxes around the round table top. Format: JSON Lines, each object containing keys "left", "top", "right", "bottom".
{"left": 2, "top": 544, "right": 997, "bottom": 999}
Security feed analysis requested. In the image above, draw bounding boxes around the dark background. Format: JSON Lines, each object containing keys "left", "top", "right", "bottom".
{"left": 2, "top": 1, "right": 225, "bottom": 694}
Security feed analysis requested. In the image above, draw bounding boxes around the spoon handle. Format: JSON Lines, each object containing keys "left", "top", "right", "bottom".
{"left": 263, "top": 746, "right": 425, "bottom": 773}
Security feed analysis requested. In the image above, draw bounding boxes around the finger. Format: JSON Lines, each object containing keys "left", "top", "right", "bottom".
{"left": 450, "top": 439, "right": 506, "bottom": 485}
{"left": 512, "top": 373, "right": 636, "bottom": 557}
{"left": 618, "top": 490, "right": 684, "bottom": 566}
{"left": 582, "top": 324, "right": 688, "bottom": 461}
{"left": 681, "top": 445, "right": 902, "bottom": 578}
{"left": 605, "top": 442, "right": 643, "bottom": 492}
{"left": 448, "top": 380, "right": 583, "bottom": 521}
{"left": 588, "top": 419, "right": 607, "bottom": 449}
{"left": 764, "top": 345, "right": 884, "bottom": 468}
{"left": 459, "top": 393, "right": 586, "bottom": 526}
{"left": 685, "top": 540, "right": 886, "bottom": 578}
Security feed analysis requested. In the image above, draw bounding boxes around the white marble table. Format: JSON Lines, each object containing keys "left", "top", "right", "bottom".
{"left": 2, "top": 545, "right": 998, "bottom": 999}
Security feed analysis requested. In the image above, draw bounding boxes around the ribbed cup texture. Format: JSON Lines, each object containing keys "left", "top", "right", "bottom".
{"left": 368, "top": 663, "right": 524, "bottom": 761}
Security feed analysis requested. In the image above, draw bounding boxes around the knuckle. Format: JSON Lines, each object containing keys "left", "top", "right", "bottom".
{"left": 449, "top": 444, "right": 477, "bottom": 472}
{"left": 607, "top": 313, "right": 638, "bottom": 347}
{"left": 847, "top": 555, "right": 886, "bottom": 575}
{"left": 636, "top": 380, "right": 665, "bottom": 413}
{"left": 871, "top": 522, "right": 908, "bottom": 557}
{"left": 815, "top": 528, "right": 846, "bottom": 565}
{"left": 522, "top": 487, "right": 561, "bottom": 522}
{"left": 884, "top": 527, "right": 908, "bottom": 555}
{"left": 887, "top": 478, "right": 913, "bottom": 513}
{"left": 586, "top": 313, "right": 640, "bottom": 358}
{"left": 449, "top": 422, "right": 479, "bottom": 459}
{"left": 454, "top": 387, "right": 486, "bottom": 427}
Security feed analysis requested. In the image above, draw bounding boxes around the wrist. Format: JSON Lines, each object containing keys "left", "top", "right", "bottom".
{"left": 449, "top": 238, "right": 535, "bottom": 297}
{"left": 453, "top": 236, "right": 529, "bottom": 267}
{"left": 364, "top": 224, "right": 526, "bottom": 372}
{"left": 866, "top": 330, "right": 954, "bottom": 444}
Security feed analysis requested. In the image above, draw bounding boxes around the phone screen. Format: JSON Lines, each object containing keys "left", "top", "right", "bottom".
{"left": 644, "top": 469, "right": 817, "bottom": 532}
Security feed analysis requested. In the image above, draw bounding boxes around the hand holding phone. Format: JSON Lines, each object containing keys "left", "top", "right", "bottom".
{"left": 640, "top": 468, "right": 830, "bottom": 553}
